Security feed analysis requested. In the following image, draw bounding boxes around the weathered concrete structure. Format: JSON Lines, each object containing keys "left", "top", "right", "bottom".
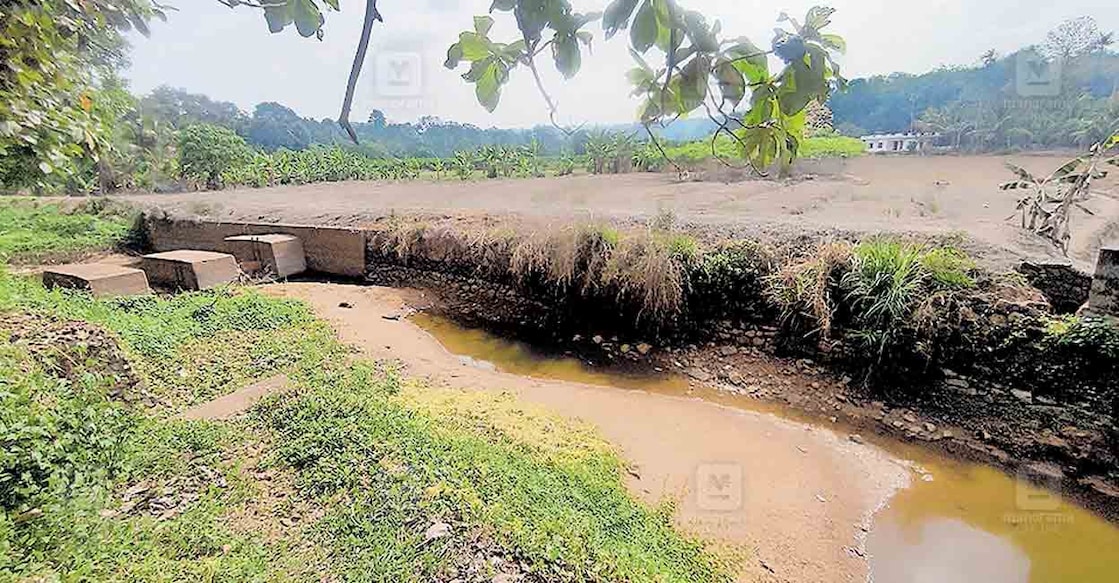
{"left": 1087, "top": 246, "right": 1119, "bottom": 317}
{"left": 224, "top": 234, "right": 307, "bottom": 278}
{"left": 144, "top": 217, "right": 365, "bottom": 278}
{"left": 141, "top": 250, "right": 240, "bottom": 291}
{"left": 42, "top": 264, "right": 150, "bottom": 297}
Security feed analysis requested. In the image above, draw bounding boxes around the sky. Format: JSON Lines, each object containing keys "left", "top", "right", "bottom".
{"left": 124, "top": 0, "right": 1118, "bottom": 128}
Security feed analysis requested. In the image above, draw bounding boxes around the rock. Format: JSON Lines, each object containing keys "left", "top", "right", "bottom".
{"left": 1011, "top": 389, "right": 1033, "bottom": 404}
{"left": 1079, "top": 476, "right": 1119, "bottom": 499}
{"left": 572, "top": 334, "right": 582, "bottom": 342}
{"left": 592, "top": 335, "right": 604, "bottom": 345}
{"left": 620, "top": 344, "right": 631, "bottom": 354}
{"left": 492, "top": 575, "right": 521, "bottom": 583}
{"left": 382, "top": 312, "right": 402, "bottom": 321}
{"left": 688, "top": 369, "right": 712, "bottom": 383}
{"left": 811, "top": 382, "right": 821, "bottom": 389}
{"left": 945, "top": 378, "right": 970, "bottom": 390}
{"left": 752, "top": 337, "right": 766, "bottom": 346}
{"left": 1025, "top": 462, "right": 1065, "bottom": 482}
{"left": 924, "top": 422, "right": 937, "bottom": 433}
{"left": 338, "top": 302, "right": 354, "bottom": 309}
{"left": 636, "top": 343, "right": 652, "bottom": 355}
{"left": 903, "top": 413, "right": 917, "bottom": 423}
{"left": 849, "top": 434, "right": 865, "bottom": 445}
{"left": 719, "top": 345, "right": 738, "bottom": 356}
{"left": 1036, "top": 395, "right": 1058, "bottom": 406}
{"left": 425, "top": 521, "right": 452, "bottom": 541}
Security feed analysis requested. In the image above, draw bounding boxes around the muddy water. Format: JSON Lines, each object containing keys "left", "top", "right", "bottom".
{"left": 412, "top": 313, "right": 1119, "bottom": 583}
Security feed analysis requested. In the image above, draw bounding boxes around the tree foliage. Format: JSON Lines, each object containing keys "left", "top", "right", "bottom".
{"left": 176, "top": 124, "right": 253, "bottom": 189}
{"left": 0, "top": 0, "right": 164, "bottom": 192}
{"left": 225, "top": 1, "right": 845, "bottom": 175}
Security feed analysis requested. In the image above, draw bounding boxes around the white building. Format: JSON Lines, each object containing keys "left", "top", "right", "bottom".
{"left": 860, "top": 133, "right": 939, "bottom": 153}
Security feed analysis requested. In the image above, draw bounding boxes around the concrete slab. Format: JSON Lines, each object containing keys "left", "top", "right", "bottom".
{"left": 224, "top": 234, "right": 306, "bottom": 278}
{"left": 178, "top": 375, "right": 291, "bottom": 421}
{"left": 141, "top": 250, "right": 240, "bottom": 291}
{"left": 42, "top": 263, "right": 150, "bottom": 297}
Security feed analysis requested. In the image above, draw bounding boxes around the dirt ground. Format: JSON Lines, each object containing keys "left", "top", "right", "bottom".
{"left": 265, "top": 282, "right": 912, "bottom": 583}
{"left": 123, "top": 154, "right": 1119, "bottom": 271}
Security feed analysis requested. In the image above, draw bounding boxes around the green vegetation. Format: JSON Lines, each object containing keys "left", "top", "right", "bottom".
{"left": 0, "top": 199, "right": 134, "bottom": 264}
{"left": 1, "top": 261, "right": 733, "bottom": 580}
{"left": 664, "top": 134, "right": 865, "bottom": 166}
{"left": 4, "top": 1, "right": 846, "bottom": 192}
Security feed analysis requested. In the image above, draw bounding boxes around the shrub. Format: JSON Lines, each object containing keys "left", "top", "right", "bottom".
{"left": 920, "top": 247, "right": 976, "bottom": 288}
{"left": 177, "top": 124, "right": 253, "bottom": 190}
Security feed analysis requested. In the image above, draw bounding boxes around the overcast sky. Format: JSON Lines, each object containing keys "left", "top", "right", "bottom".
{"left": 125, "top": 0, "right": 1117, "bottom": 128}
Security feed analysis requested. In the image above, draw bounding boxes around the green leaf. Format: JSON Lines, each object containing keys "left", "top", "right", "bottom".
{"left": 630, "top": 1, "right": 657, "bottom": 53}
{"left": 474, "top": 15, "right": 495, "bottom": 36}
{"left": 263, "top": 4, "right": 293, "bottom": 34}
{"left": 458, "top": 32, "right": 491, "bottom": 60}
{"left": 553, "top": 36, "right": 581, "bottom": 78}
{"left": 291, "top": 0, "right": 324, "bottom": 38}
{"left": 444, "top": 43, "right": 465, "bottom": 69}
{"left": 490, "top": 0, "right": 517, "bottom": 11}
{"left": 715, "top": 60, "right": 745, "bottom": 106}
{"left": 804, "top": 6, "right": 836, "bottom": 33}
{"left": 475, "top": 63, "right": 503, "bottom": 112}
{"left": 322, "top": 0, "right": 340, "bottom": 10}
{"left": 821, "top": 33, "right": 846, "bottom": 54}
{"left": 677, "top": 55, "right": 709, "bottom": 113}
{"left": 603, "top": 0, "right": 639, "bottom": 38}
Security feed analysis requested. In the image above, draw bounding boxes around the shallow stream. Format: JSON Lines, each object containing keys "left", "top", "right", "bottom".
{"left": 411, "top": 313, "right": 1119, "bottom": 583}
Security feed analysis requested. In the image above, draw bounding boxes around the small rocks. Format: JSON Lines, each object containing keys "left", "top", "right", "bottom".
{"left": 425, "top": 521, "right": 452, "bottom": 541}
{"left": 636, "top": 343, "right": 652, "bottom": 355}
{"left": 592, "top": 335, "right": 603, "bottom": 345}
{"left": 338, "top": 302, "right": 354, "bottom": 309}
{"left": 1011, "top": 389, "right": 1033, "bottom": 404}
{"left": 719, "top": 345, "right": 738, "bottom": 357}
{"left": 848, "top": 434, "right": 865, "bottom": 445}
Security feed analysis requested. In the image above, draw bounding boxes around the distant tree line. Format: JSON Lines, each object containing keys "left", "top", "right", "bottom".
{"left": 829, "top": 17, "right": 1117, "bottom": 151}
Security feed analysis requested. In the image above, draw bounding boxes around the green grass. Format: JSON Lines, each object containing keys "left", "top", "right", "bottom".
{"left": 1, "top": 269, "right": 733, "bottom": 581}
{"left": 663, "top": 134, "right": 865, "bottom": 165}
{"left": 0, "top": 198, "right": 135, "bottom": 264}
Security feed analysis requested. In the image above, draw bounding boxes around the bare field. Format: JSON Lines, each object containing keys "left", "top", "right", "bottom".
{"left": 123, "top": 154, "right": 1119, "bottom": 270}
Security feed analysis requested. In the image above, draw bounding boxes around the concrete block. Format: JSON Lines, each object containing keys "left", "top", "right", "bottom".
{"left": 141, "top": 250, "right": 240, "bottom": 291}
{"left": 224, "top": 234, "right": 307, "bottom": 278}
{"left": 42, "top": 263, "right": 150, "bottom": 297}
{"left": 1087, "top": 246, "right": 1119, "bottom": 317}
{"left": 144, "top": 217, "right": 366, "bottom": 277}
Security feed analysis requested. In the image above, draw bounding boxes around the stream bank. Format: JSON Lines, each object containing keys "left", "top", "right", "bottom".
{"left": 268, "top": 281, "right": 1119, "bottom": 583}
{"left": 360, "top": 218, "right": 1119, "bottom": 515}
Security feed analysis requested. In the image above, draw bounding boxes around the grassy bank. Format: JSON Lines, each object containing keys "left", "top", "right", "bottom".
{"left": 0, "top": 198, "right": 137, "bottom": 264}
{"left": 0, "top": 266, "right": 734, "bottom": 581}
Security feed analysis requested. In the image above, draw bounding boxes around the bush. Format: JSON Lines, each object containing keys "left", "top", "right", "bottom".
{"left": 177, "top": 124, "right": 253, "bottom": 190}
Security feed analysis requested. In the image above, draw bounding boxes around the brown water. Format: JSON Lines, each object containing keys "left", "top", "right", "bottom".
{"left": 412, "top": 313, "right": 1119, "bottom": 583}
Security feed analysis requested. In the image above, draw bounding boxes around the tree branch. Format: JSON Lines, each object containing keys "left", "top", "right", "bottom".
{"left": 339, "top": 0, "right": 383, "bottom": 144}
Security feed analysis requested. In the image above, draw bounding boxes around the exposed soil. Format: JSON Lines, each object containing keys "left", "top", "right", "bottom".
{"left": 265, "top": 282, "right": 913, "bottom": 583}
{"left": 122, "top": 154, "right": 1119, "bottom": 271}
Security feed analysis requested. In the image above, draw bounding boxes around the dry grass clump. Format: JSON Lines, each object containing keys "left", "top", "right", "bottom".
{"left": 766, "top": 241, "right": 853, "bottom": 337}
{"left": 370, "top": 217, "right": 695, "bottom": 323}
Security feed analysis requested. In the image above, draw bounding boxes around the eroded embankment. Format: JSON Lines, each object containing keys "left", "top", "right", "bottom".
{"left": 354, "top": 214, "right": 1119, "bottom": 512}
